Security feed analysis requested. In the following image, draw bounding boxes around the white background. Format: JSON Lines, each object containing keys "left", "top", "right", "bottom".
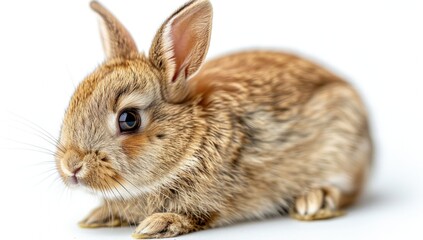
{"left": 0, "top": 0, "right": 422, "bottom": 239}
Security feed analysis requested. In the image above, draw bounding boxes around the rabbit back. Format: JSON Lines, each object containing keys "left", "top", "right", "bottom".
{"left": 187, "top": 51, "right": 372, "bottom": 224}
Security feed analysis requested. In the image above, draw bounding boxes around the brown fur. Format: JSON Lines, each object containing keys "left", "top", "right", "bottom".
{"left": 56, "top": 0, "right": 373, "bottom": 238}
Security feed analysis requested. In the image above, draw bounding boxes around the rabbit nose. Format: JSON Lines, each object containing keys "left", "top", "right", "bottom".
{"left": 72, "top": 165, "right": 82, "bottom": 176}
{"left": 60, "top": 149, "right": 85, "bottom": 183}
{"left": 64, "top": 159, "right": 83, "bottom": 175}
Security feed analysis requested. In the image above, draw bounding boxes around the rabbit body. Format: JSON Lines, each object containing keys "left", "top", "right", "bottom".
{"left": 57, "top": 1, "right": 372, "bottom": 238}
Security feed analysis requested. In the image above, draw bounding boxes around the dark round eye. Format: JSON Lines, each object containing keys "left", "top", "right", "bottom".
{"left": 118, "top": 109, "right": 141, "bottom": 133}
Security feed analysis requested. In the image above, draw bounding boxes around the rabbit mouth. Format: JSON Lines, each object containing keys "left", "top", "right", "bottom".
{"left": 63, "top": 170, "right": 86, "bottom": 188}
{"left": 70, "top": 175, "right": 79, "bottom": 185}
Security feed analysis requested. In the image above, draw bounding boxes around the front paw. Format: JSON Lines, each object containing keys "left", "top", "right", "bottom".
{"left": 132, "top": 213, "right": 196, "bottom": 239}
{"left": 79, "top": 205, "right": 128, "bottom": 228}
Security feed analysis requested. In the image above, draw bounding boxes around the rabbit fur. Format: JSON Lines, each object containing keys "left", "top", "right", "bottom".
{"left": 55, "top": 0, "right": 373, "bottom": 238}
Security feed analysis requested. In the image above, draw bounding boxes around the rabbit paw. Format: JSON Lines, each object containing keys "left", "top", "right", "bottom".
{"left": 290, "top": 188, "right": 345, "bottom": 221}
{"left": 132, "top": 213, "right": 196, "bottom": 239}
{"left": 79, "top": 205, "right": 128, "bottom": 228}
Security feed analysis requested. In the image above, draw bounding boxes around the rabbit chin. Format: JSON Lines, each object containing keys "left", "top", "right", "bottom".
{"left": 81, "top": 175, "right": 174, "bottom": 201}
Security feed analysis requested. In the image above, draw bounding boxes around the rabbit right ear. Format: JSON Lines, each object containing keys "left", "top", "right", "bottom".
{"left": 149, "top": 0, "right": 212, "bottom": 103}
{"left": 90, "top": 1, "right": 138, "bottom": 59}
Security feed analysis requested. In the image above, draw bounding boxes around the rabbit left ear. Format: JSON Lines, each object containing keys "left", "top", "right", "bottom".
{"left": 90, "top": 1, "right": 138, "bottom": 59}
{"left": 149, "top": 0, "right": 213, "bottom": 102}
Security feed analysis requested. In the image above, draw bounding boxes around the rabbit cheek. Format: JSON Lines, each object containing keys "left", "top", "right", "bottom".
{"left": 82, "top": 158, "right": 123, "bottom": 192}
{"left": 121, "top": 133, "right": 150, "bottom": 159}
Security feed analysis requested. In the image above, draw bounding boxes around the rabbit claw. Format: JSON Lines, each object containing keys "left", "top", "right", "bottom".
{"left": 132, "top": 213, "right": 196, "bottom": 239}
{"left": 290, "top": 188, "right": 346, "bottom": 221}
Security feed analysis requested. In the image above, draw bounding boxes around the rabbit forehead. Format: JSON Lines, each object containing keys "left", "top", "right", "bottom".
{"left": 61, "top": 58, "right": 160, "bottom": 149}
{"left": 68, "top": 57, "right": 158, "bottom": 111}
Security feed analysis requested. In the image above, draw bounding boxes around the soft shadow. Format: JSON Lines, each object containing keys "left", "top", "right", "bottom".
{"left": 76, "top": 225, "right": 133, "bottom": 238}
{"left": 349, "top": 189, "right": 398, "bottom": 211}
{"left": 73, "top": 190, "right": 401, "bottom": 239}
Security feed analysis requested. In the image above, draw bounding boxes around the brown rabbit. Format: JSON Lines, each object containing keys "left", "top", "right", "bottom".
{"left": 55, "top": 0, "right": 373, "bottom": 238}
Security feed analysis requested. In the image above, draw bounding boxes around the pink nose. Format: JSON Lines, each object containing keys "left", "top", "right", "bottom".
{"left": 72, "top": 166, "right": 82, "bottom": 176}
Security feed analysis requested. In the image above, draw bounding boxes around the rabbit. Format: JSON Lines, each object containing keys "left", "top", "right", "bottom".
{"left": 55, "top": 0, "right": 373, "bottom": 238}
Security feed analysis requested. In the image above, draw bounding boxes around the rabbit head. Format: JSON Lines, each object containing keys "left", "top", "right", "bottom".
{"left": 56, "top": 0, "right": 212, "bottom": 199}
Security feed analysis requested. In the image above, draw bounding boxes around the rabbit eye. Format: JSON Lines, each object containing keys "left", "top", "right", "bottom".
{"left": 118, "top": 109, "right": 141, "bottom": 133}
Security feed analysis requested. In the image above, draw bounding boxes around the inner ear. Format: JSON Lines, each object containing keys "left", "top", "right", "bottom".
{"left": 169, "top": 14, "right": 198, "bottom": 82}
{"left": 150, "top": 0, "right": 213, "bottom": 84}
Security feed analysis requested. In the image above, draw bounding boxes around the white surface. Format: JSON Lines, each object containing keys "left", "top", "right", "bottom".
{"left": 0, "top": 0, "right": 422, "bottom": 239}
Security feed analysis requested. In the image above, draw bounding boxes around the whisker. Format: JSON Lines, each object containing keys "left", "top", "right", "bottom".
{"left": 111, "top": 176, "right": 159, "bottom": 224}
{"left": 103, "top": 196, "right": 115, "bottom": 226}
{"left": 0, "top": 146, "right": 57, "bottom": 157}
{"left": 46, "top": 174, "right": 63, "bottom": 193}
{"left": 8, "top": 111, "right": 66, "bottom": 152}
{"left": 36, "top": 167, "right": 59, "bottom": 175}
{"left": 104, "top": 180, "right": 123, "bottom": 201}
{"left": 104, "top": 180, "right": 136, "bottom": 225}
{"left": 100, "top": 187, "right": 123, "bottom": 227}
{"left": 119, "top": 174, "right": 169, "bottom": 200}
{"left": 104, "top": 181, "right": 136, "bottom": 224}
{"left": 12, "top": 125, "right": 64, "bottom": 153}
{"left": 111, "top": 176, "right": 136, "bottom": 199}
{"left": 8, "top": 112, "right": 60, "bottom": 142}
{"left": 110, "top": 176, "right": 139, "bottom": 224}
{"left": 6, "top": 138, "right": 57, "bottom": 156}
{"left": 32, "top": 170, "right": 61, "bottom": 189}
{"left": 26, "top": 161, "right": 56, "bottom": 168}
{"left": 57, "top": 179, "right": 70, "bottom": 204}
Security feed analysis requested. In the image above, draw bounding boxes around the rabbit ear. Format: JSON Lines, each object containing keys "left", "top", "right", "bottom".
{"left": 149, "top": 0, "right": 212, "bottom": 102}
{"left": 90, "top": 1, "right": 138, "bottom": 59}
